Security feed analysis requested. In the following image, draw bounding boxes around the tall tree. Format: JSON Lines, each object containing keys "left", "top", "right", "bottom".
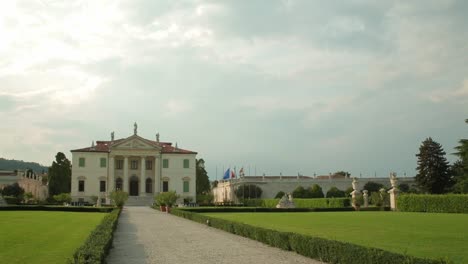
{"left": 196, "top": 159, "right": 210, "bottom": 195}
{"left": 452, "top": 119, "right": 468, "bottom": 193}
{"left": 48, "top": 152, "right": 71, "bottom": 196}
{"left": 415, "top": 138, "right": 450, "bottom": 194}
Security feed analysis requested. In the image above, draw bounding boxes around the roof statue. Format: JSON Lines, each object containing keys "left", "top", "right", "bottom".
{"left": 111, "top": 131, "right": 115, "bottom": 141}
{"left": 156, "top": 132, "right": 160, "bottom": 142}
{"left": 134, "top": 122, "right": 138, "bottom": 135}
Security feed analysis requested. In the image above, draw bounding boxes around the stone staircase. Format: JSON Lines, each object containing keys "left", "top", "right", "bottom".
{"left": 125, "top": 196, "right": 154, "bottom": 206}
{"left": 0, "top": 196, "right": 8, "bottom": 207}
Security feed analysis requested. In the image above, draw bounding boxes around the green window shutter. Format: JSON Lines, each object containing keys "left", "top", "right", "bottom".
{"left": 183, "top": 181, "right": 189, "bottom": 192}
{"left": 183, "top": 159, "right": 189, "bottom": 168}
{"left": 163, "top": 159, "right": 169, "bottom": 168}
{"left": 100, "top": 158, "right": 107, "bottom": 168}
{"left": 79, "top": 158, "right": 85, "bottom": 167}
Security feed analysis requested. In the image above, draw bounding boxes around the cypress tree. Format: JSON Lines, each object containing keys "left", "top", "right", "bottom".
{"left": 415, "top": 138, "right": 450, "bottom": 194}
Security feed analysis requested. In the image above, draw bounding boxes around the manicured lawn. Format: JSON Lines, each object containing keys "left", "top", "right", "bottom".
{"left": 0, "top": 211, "right": 107, "bottom": 263}
{"left": 202, "top": 211, "right": 468, "bottom": 263}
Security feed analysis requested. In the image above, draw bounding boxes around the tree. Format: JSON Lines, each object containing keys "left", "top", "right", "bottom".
{"left": 334, "top": 171, "right": 351, "bottom": 178}
{"left": 1, "top": 183, "right": 24, "bottom": 198}
{"left": 48, "top": 152, "right": 71, "bottom": 196}
{"left": 196, "top": 159, "right": 210, "bottom": 195}
{"left": 307, "top": 184, "right": 324, "bottom": 198}
{"left": 274, "top": 191, "right": 286, "bottom": 199}
{"left": 235, "top": 184, "right": 262, "bottom": 199}
{"left": 452, "top": 119, "right": 468, "bottom": 193}
{"left": 110, "top": 190, "right": 129, "bottom": 207}
{"left": 363, "top": 181, "right": 384, "bottom": 193}
{"left": 326, "top": 187, "right": 346, "bottom": 198}
{"left": 292, "top": 186, "right": 307, "bottom": 198}
{"left": 415, "top": 138, "right": 450, "bottom": 194}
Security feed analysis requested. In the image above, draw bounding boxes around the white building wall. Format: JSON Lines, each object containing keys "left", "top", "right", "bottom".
{"left": 71, "top": 152, "right": 109, "bottom": 200}
{"left": 162, "top": 154, "right": 197, "bottom": 201}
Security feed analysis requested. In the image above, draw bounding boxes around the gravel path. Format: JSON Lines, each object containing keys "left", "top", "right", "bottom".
{"left": 107, "top": 206, "right": 324, "bottom": 264}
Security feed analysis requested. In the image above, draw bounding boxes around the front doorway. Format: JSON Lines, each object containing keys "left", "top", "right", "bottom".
{"left": 129, "top": 176, "right": 139, "bottom": 196}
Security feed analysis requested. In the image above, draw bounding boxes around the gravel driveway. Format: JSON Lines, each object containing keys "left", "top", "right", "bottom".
{"left": 107, "top": 206, "right": 324, "bottom": 264}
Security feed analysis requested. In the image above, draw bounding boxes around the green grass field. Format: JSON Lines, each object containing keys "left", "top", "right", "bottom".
{"left": 0, "top": 211, "right": 107, "bottom": 264}
{"left": 202, "top": 211, "right": 468, "bottom": 263}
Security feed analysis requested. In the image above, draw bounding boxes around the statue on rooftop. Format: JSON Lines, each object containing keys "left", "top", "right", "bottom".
{"left": 134, "top": 122, "right": 138, "bottom": 135}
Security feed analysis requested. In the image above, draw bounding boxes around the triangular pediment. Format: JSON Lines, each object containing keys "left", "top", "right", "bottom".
{"left": 111, "top": 135, "right": 160, "bottom": 151}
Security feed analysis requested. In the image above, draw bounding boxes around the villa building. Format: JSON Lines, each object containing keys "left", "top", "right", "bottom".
{"left": 70, "top": 124, "right": 197, "bottom": 205}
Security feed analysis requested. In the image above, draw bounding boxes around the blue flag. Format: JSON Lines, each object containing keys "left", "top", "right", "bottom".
{"left": 223, "top": 168, "right": 230, "bottom": 179}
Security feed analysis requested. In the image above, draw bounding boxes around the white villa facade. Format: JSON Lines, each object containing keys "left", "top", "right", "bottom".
{"left": 70, "top": 126, "right": 197, "bottom": 205}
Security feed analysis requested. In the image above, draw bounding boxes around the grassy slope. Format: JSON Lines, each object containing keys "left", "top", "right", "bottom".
{"left": 203, "top": 212, "right": 468, "bottom": 263}
{"left": 0, "top": 211, "right": 106, "bottom": 263}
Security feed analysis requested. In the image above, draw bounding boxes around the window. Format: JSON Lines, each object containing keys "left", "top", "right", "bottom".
{"left": 146, "top": 160, "right": 153, "bottom": 170}
{"left": 145, "top": 178, "right": 152, "bottom": 193}
{"left": 116, "top": 160, "right": 123, "bottom": 170}
{"left": 183, "top": 180, "right": 189, "bottom": 193}
{"left": 79, "top": 158, "right": 85, "bottom": 167}
{"left": 78, "top": 180, "right": 85, "bottom": 192}
{"left": 115, "top": 178, "right": 123, "bottom": 190}
{"left": 130, "top": 160, "right": 138, "bottom": 170}
{"left": 183, "top": 159, "right": 189, "bottom": 168}
{"left": 101, "top": 198, "right": 106, "bottom": 204}
{"left": 100, "top": 180, "right": 106, "bottom": 192}
{"left": 100, "top": 158, "right": 107, "bottom": 168}
{"left": 162, "top": 181, "right": 169, "bottom": 192}
{"left": 163, "top": 159, "right": 169, "bottom": 168}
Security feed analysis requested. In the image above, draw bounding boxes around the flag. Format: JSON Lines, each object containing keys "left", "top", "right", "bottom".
{"left": 223, "top": 168, "right": 236, "bottom": 180}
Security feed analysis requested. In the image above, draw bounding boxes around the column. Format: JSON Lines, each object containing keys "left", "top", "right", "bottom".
{"left": 154, "top": 155, "right": 160, "bottom": 194}
{"left": 123, "top": 156, "right": 129, "bottom": 192}
{"left": 140, "top": 156, "right": 146, "bottom": 196}
{"left": 108, "top": 156, "right": 115, "bottom": 192}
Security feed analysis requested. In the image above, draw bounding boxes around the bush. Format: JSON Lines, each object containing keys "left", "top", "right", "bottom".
{"left": 171, "top": 209, "right": 446, "bottom": 264}
{"left": 0, "top": 205, "right": 113, "bottom": 212}
{"left": 363, "top": 181, "right": 384, "bottom": 193}
{"left": 326, "top": 187, "right": 346, "bottom": 198}
{"left": 235, "top": 184, "right": 262, "bottom": 199}
{"left": 370, "top": 191, "right": 389, "bottom": 207}
{"left": 307, "top": 184, "right": 324, "bottom": 198}
{"left": 71, "top": 208, "right": 121, "bottom": 263}
{"left": 196, "top": 194, "right": 213, "bottom": 205}
{"left": 3, "top": 196, "right": 21, "bottom": 205}
{"left": 1, "top": 183, "right": 24, "bottom": 198}
{"left": 110, "top": 190, "right": 129, "bottom": 208}
{"left": 292, "top": 186, "right": 307, "bottom": 198}
{"left": 53, "top": 193, "right": 72, "bottom": 204}
{"left": 242, "top": 198, "right": 350, "bottom": 208}
{"left": 274, "top": 191, "right": 286, "bottom": 199}
{"left": 154, "top": 191, "right": 179, "bottom": 207}
{"left": 398, "top": 194, "right": 468, "bottom": 213}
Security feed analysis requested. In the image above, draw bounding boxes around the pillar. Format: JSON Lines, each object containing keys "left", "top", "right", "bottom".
{"left": 154, "top": 155, "right": 160, "bottom": 194}
{"left": 109, "top": 156, "right": 115, "bottom": 191}
{"left": 388, "top": 188, "right": 398, "bottom": 210}
{"left": 140, "top": 156, "right": 146, "bottom": 196}
{"left": 123, "top": 156, "right": 128, "bottom": 192}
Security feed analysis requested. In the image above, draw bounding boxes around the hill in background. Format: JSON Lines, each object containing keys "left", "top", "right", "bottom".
{"left": 0, "top": 158, "right": 48, "bottom": 173}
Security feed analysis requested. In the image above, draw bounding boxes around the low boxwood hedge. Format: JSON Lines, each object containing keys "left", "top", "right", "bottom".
{"left": 0, "top": 205, "right": 113, "bottom": 213}
{"left": 177, "top": 207, "right": 355, "bottom": 213}
{"left": 70, "top": 208, "right": 121, "bottom": 263}
{"left": 398, "top": 194, "right": 468, "bottom": 213}
{"left": 242, "top": 198, "right": 350, "bottom": 208}
{"left": 171, "top": 208, "right": 447, "bottom": 264}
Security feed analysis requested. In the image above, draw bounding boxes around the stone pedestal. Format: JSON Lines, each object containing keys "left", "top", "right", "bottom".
{"left": 388, "top": 188, "right": 398, "bottom": 210}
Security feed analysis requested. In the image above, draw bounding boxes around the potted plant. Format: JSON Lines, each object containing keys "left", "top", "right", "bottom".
{"left": 154, "top": 194, "right": 167, "bottom": 212}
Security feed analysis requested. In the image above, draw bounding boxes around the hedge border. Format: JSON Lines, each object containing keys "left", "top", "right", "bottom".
{"left": 171, "top": 208, "right": 448, "bottom": 264}
{"left": 0, "top": 205, "right": 113, "bottom": 213}
{"left": 397, "top": 194, "right": 468, "bottom": 213}
{"left": 70, "top": 208, "right": 121, "bottom": 263}
{"left": 177, "top": 206, "right": 389, "bottom": 213}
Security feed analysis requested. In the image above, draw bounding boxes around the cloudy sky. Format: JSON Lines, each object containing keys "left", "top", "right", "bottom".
{"left": 0, "top": 0, "right": 467, "bottom": 179}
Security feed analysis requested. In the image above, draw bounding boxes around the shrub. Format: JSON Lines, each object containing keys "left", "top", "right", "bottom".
{"left": 90, "top": 195, "right": 99, "bottom": 205}
{"left": 110, "top": 190, "right": 129, "bottom": 208}
{"left": 326, "top": 187, "right": 346, "bottom": 198}
{"left": 53, "top": 193, "right": 72, "bottom": 204}
{"left": 307, "top": 184, "right": 324, "bottom": 198}
{"left": 235, "top": 184, "right": 262, "bottom": 199}
{"left": 196, "top": 194, "right": 213, "bottom": 205}
{"left": 398, "top": 194, "right": 468, "bottom": 213}
{"left": 171, "top": 209, "right": 446, "bottom": 264}
{"left": 363, "top": 181, "right": 384, "bottom": 193}
{"left": 274, "top": 191, "right": 286, "bottom": 199}
{"left": 1, "top": 183, "right": 24, "bottom": 198}
{"left": 3, "top": 196, "right": 21, "bottom": 204}
{"left": 370, "top": 191, "right": 389, "bottom": 207}
{"left": 292, "top": 186, "right": 307, "bottom": 198}
{"left": 71, "top": 208, "right": 121, "bottom": 263}
{"left": 154, "top": 191, "right": 179, "bottom": 207}
{"left": 398, "top": 183, "right": 410, "bottom": 193}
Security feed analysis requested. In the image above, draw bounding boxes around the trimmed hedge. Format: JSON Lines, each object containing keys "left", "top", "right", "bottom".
{"left": 242, "top": 198, "right": 350, "bottom": 208}
{"left": 0, "top": 205, "right": 113, "bottom": 212}
{"left": 71, "top": 208, "right": 121, "bottom": 263}
{"left": 398, "top": 194, "right": 468, "bottom": 213}
{"left": 171, "top": 209, "right": 447, "bottom": 264}
{"left": 178, "top": 207, "right": 356, "bottom": 213}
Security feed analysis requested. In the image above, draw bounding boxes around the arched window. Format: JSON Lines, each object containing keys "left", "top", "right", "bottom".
{"left": 145, "top": 178, "right": 152, "bottom": 193}
{"left": 115, "top": 178, "right": 123, "bottom": 190}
